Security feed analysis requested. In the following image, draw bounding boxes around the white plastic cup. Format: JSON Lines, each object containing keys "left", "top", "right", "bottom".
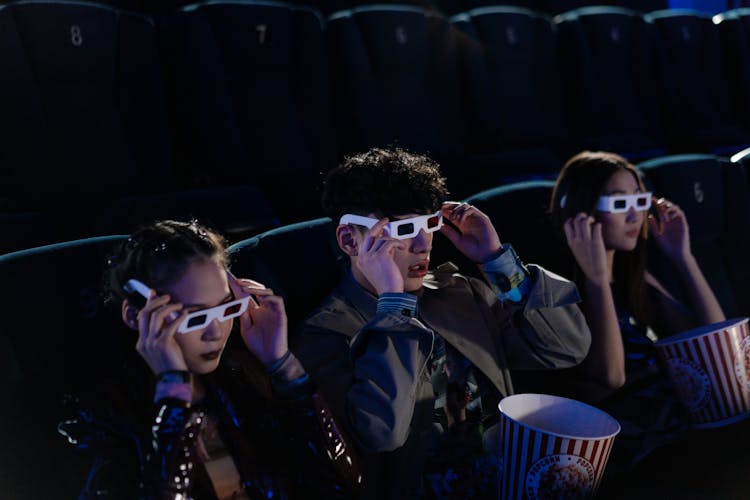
{"left": 498, "top": 393, "right": 620, "bottom": 500}
{"left": 654, "top": 317, "right": 750, "bottom": 429}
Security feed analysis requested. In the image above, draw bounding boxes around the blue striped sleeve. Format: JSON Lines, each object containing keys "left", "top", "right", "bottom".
{"left": 377, "top": 292, "right": 418, "bottom": 318}
{"left": 482, "top": 244, "right": 531, "bottom": 303}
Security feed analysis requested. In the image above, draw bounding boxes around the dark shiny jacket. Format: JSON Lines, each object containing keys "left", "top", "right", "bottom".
{"left": 58, "top": 348, "right": 362, "bottom": 499}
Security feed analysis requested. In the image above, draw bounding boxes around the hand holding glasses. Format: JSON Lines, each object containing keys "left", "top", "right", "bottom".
{"left": 124, "top": 279, "right": 252, "bottom": 334}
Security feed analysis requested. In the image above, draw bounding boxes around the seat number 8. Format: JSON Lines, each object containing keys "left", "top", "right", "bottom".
{"left": 70, "top": 25, "right": 83, "bottom": 47}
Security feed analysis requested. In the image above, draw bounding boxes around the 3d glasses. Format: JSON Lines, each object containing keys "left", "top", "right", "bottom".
{"left": 124, "top": 279, "right": 250, "bottom": 334}
{"left": 339, "top": 210, "right": 443, "bottom": 240}
{"left": 177, "top": 296, "right": 250, "bottom": 333}
{"left": 596, "top": 192, "right": 652, "bottom": 213}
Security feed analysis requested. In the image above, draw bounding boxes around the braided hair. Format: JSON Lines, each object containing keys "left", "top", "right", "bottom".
{"left": 105, "top": 220, "right": 228, "bottom": 309}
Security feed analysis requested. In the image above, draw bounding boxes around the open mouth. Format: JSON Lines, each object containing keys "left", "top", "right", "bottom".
{"left": 408, "top": 260, "right": 429, "bottom": 277}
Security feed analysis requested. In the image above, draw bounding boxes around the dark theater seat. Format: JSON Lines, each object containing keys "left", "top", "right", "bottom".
{"left": 326, "top": 5, "right": 467, "bottom": 180}
{"left": 450, "top": 6, "right": 566, "bottom": 179}
{"left": 431, "top": 180, "right": 567, "bottom": 282}
{"left": 715, "top": 8, "right": 750, "bottom": 136}
{"left": 158, "top": 1, "right": 336, "bottom": 223}
{"left": 0, "top": 1, "right": 172, "bottom": 204}
{"left": 554, "top": 6, "right": 666, "bottom": 161}
{"left": 89, "top": 184, "right": 281, "bottom": 244}
{"left": 0, "top": 210, "right": 64, "bottom": 254}
{"left": 638, "top": 154, "right": 750, "bottom": 318}
{"left": 464, "top": 180, "right": 570, "bottom": 276}
{"left": 227, "top": 217, "right": 344, "bottom": 331}
{"left": 0, "top": 235, "right": 129, "bottom": 498}
{"left": 647, "top": 9, "right": 750, "bottom": 154}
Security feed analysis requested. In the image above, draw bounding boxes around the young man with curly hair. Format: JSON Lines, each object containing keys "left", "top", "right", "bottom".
{"left": 293, "top": 147, "right": 591, "bottom": 499}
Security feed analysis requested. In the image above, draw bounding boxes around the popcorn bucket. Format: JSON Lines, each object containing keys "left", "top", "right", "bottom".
{"left": 654, "top": 317, "right": 750, "bottom": 429}
{"left": 498, "top": 393, "right": 620, "bottom": 500}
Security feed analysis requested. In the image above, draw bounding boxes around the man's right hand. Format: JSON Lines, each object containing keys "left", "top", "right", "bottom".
{"left": 356, "top": 218, "right": 407, "bottom": 295}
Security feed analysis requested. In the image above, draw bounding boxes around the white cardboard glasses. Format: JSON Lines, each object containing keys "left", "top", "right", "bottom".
{"left": 596, "top": 192, "right": 652, "bottom": 213}
{"left": 339, "top": 210, "right": 443, "bottom": 240}
{"left": 124, "top": 279, "right": 250, "bottom": 334}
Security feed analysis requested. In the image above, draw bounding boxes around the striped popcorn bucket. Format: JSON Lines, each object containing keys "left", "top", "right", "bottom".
{"left": 654, "top": 317, "right": 750, "bottom": 429}
{"left": 498, "top": 394, "right": 620, "bottom": 500}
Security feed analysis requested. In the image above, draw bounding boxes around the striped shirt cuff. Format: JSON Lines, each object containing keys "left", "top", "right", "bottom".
{"left": 377, "top": 292, "right": 418, "bottom": 318}
{"left": 481, "top": 244, "right": 531, "bottom": 303}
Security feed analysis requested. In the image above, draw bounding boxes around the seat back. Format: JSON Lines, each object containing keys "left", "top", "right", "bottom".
{"left": 463, "top": 180, "right": 571, "bottom": 276}
{"left": 638, "top": 154, "right": 747, "bottom": 316}
{"left": 158, "top": 1, "right": 336, "bottom": 222}
{"left": 0, "top": 210, "right": 65, "bottom": 255}
{"left": 554, "top": 6, "right": 664, "bottom": 159}
{"left": 0, "top": 235, "right": 129, "bottom": 498}
{"left": 451, "top": 6, "right": 567, "bottom": 155}
{"left": 227, "top": 218, "right": 344, "bottom": 330}
{"left": 728, "top": 147, "right": 750, "bottom": 315}
{"left": 646, "top": 9, "right": 749, "bottom": 153}
{"left": 90, "top": 185, "right": 281, "bottom": 244}
{"left": 327, "top": 4, "right": 465, "bottom": 161}
{"left": 715, "top": 8, "right": 750, "bottom": 132}
{"left": 0, "top": 1, "right": 172, "bottom": 203}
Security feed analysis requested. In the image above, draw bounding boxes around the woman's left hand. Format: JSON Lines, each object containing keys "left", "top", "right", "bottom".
{"left": 648, "top": 197, "right": 691, "bottom": 260}
{"left": 440, "top": 202, "right": 503, "bottom": 263}
{"left": 228, "top": 274, "right": 289, "bottom": 367}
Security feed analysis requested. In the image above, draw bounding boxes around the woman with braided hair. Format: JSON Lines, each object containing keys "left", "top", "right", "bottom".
{"left": 59, "top": 219, "right": 361, "bottom": 499}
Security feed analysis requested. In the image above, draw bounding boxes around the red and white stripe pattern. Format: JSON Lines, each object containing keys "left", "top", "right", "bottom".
{"left": 656, "top": 318, "right": 750, "bottom": 428}
{"left": 499, "top": 413, "right": 616, "bottom": 500}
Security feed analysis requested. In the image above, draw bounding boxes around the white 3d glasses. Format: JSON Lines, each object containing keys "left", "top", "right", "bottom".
{"left": 124, "top": 279, "right": 250, "bottom": 334}
{"left": 596, "top": 192, "right": 652, "bottom": 213}
{"left": 339, "top": 210, "right": 443, "bottom": 240}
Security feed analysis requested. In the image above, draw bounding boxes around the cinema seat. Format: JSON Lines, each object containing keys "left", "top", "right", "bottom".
{"left": 646, "top": 9, "right": 750, "bottom": 154}
{"left": 158, "top": 1, "right": 336, "bottom": 223}
{"left": 90, "top": 184, "right": 281, "bottom": 244}
{"left": 0, "top": 1, "right": 173, "bottom": 205}
{"left": 227, "top": 217, "right": 344, "bottom": 330}
{"left": 714, "top": 8, "right": 750, "bottom": 133}
{"left": 554, "top": 6, "right": 666, "bottom": 160}
{"left": 638, "top": 154, "right": 750, "bottom": 317}
{"left": 464, "top": 180, "right": 570, "bottom": 276}
{"left": 450, "top": 6, "right": 566, "bottom": 178}
{"left": 326, "top": 5, "right": 465, "bottom": 171}
{"left": 0, "top": 235, "right": 128, "bottom": 498}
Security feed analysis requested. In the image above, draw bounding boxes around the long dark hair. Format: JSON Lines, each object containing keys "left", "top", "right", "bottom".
{"left": 549, "top": 151, "right": 651, "bottom": 326}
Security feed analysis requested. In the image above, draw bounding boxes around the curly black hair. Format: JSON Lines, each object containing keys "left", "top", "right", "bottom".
{"left": 321, "top": 147, "right": 449, "bottom": 223}
{"left": 104, "top": 219, "right": 228, "bottom": 309}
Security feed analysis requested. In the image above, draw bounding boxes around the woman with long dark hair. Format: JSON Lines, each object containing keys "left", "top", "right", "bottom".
{"left": 550, "top": 151, "right": 724, "bottom": 394}
{"left": 549, "top": 151, "right": 725, "bottom": 467}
